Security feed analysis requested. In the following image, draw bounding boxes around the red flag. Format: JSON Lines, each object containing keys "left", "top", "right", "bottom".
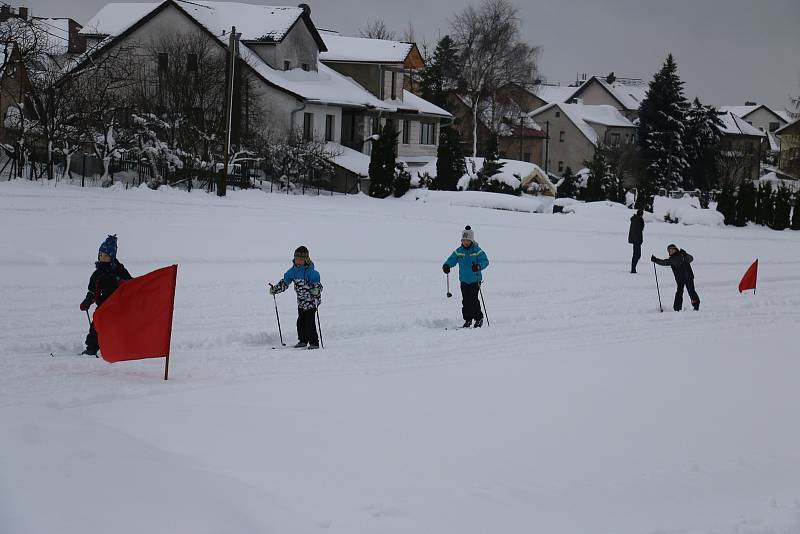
{"left": 738, "top": 259, "right": 758, "bottom": 294}
{"left": 94, "top": 265, "right": 177, "bottom": 364}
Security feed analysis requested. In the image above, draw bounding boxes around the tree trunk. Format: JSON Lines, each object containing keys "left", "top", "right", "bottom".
{"left": 471, "top": 99, "right": 479, "bottom": 158}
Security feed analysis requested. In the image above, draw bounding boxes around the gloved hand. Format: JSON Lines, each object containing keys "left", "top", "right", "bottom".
{"left": 442, "top": 264, "right": 450, "bottom": 274}
{"left": 471, "top": 263, "right": 480, "bottom": 272}
{"left": 268, "top": 284, "right": 278, "bottom": 295}
{"left": 310, "top": 287, "right": 321, "bottom": 297}
{"left": 79, "top": 298, "right": 92, "bottom": 311}
{"left": 650, "top": 255, "right": 657, "bottom": 263}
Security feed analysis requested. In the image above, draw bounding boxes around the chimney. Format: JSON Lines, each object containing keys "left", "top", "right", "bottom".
{"left": 18, "top": 6, "right": 28, "bottom": 20}
{"left": 298, "top": 3, "right": 311, "bottom": 16}
{"left": 745, "top": 100, "right": 757, "bottom": 106}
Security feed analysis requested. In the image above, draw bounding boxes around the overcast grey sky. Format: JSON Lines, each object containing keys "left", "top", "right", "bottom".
{"left": 21, "top": 0, "right": 800, "bottom": 110}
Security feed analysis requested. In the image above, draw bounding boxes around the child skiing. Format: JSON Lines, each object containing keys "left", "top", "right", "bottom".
{"left": 443, "top": 225, "right": 490, "bottom": 328}
{"left": 651, "top": 244, "right": 700, "bottom": 311}
{"left": 79, "top": 235, "right": 133, "bottom": 356}
{"left": 269, "top": 246, "right": 323, "bottom": 349}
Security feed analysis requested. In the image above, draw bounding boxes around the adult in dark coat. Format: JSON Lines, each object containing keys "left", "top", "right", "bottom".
{"left": 79, "top": 235, "right": 133, "bottom": 355}
{"left": 628, "top": 209, "right": 645, "bottom": 273}
{"left": 651, "top": 244, "right": 700, "bottom": 311}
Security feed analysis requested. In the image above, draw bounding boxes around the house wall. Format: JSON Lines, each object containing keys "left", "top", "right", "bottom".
{"left": 291, "top": 103, "right": 342, "bottom": 143}
{"left": 273, "top": 21, "right": 319, "bottom": 71}
{"left": 501, "top": 84, "right": 545, "bottom": 112}
{"left": 498, "top": 137, "right": 544, "bottom": 165}
{"left": 533, "top": 106, "right": 595, "bottom": 175}
{"left": 778, "top": 122, "right": 800, "bottom": 175}
{"left": 720, "top": 135, "right": 762, "bottom": 182}
{"left": 382, "top": 66, "right": 404, "bottom": 101}
{"left": 325, "top": 63, "right": 382, "bottom": 97}
{"left": 396, "top": 116, "right": 438, "bottom": 159}
{"left": 0, "top": 56, "right": 28, "bottom": 143}
{"left": 741, "top": 108, "right": 787, "bottom": 133}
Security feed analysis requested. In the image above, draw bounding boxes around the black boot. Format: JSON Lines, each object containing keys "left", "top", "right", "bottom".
{"left": 462, "top": 319, "right": 473, "bottom": 328}
{"left": 473, "top": 318, "right": 483, "bottom": 328}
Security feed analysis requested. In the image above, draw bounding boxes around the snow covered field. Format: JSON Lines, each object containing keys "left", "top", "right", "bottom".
{"left": 1, "top": 180, "right": 799, "bottom": 534}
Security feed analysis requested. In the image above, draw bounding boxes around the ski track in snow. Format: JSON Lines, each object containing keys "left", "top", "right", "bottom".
{"left": 1, "top": 180, "right": 800, "bottom": 534}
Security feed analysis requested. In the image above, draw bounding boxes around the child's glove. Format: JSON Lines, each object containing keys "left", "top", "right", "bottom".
{"left": 650, "top": 255, "right": 657, "bottom": 263}
{"left": 442, "top": 264, "right": 450, "bottom": 274}
{"left": 268, "top": 285, "right": 278, "bottom": 295}
{"left": 310, "top": 287, "right": 321, "bottom": 297}
{"left": 79, "top": 298, "right": 92, "bottom": 311}
{"left": 471, "top": 263, "right": 480, "bottom": 272}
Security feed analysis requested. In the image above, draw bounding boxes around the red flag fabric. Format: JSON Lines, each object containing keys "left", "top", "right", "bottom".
{"left": 738, "top": 259, "right": 758, "bottom": 293}
{"left": 94, "top": 265, "right": 177, "bottom": 363}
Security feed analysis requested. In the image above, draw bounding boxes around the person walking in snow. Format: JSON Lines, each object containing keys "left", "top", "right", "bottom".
{"left": 651, "top": 244, "right": 700, "bottom": 311}
{"left": 443, "top": 226, "right": 490, "bottom": 328}
{"left": 628, "top": 208, "right": 645, "bottom": 273}
{"left": 79, "top": 235, "right": 133, "bottom": 356}
{"left": 269, "top": 246, "right": 323, "bottom": 349}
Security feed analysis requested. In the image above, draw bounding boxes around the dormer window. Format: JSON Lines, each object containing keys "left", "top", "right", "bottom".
{"left": 284, "top": 60, "right": 291, "bottom": 70}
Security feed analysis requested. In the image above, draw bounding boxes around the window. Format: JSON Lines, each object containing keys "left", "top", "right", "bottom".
{"left": 301, "top": 63, "right": 310, "bottom": 71}
{"left": 303, "top": 112, "right": 314, "bottom": 141}
{"left": 284, "top": 60, "right": 291, "bottom": 70}
{"left": 420, "top": 122, "right": 435, "bottom": 145}
{"left": 769, "top": 122, "right": 780, "bottom": 132}
{"left": 559, "top": 131, "right": 565, "bottom": 142}
{"left": 187, "top": 53, "right": 198, "bottom": 72}
{"left": 611, "top": 133, "right": 620, "bottom": 147}
{"left": 558, "top": 161, "right": 564, "bottom": 172}
{"left": 391, "top": 71, "right": 397, "bottom": 100}
{"left": 325, "top": 114, "right": 335, "bottom": 142}
{"left": 555, "top": 111, "right": 561, "bottom": 118}
{"left": 158, "top": 52, "right": 168, "bottom": 72}
{"left": 402, "top": 120, "right": 410, "bottom": 144}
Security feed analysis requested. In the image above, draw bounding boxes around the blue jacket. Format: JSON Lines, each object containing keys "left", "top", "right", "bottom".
{"left": 444, "top": 243, "right": 489, "bottom": 284}
{"left": 273, "top": 263, "right": 323, "bottom": 311}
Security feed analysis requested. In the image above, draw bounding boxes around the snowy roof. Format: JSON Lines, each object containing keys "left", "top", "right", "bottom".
{"left": 321, "top": 34, "right": 413, "bottom": 64}
{"left": 530, "top": 84, "right": 577, "bottom": 104}
{"left": 719, "top": 105, "right": 790, "bottom": 125}
{"left": 77, "top": 1, "right": 399, "bottom": 110}
{"left": 81, "top": 1, "right": 306, "bottom": 44}
{"left": 395, "top": 90, "right": 452, "bottom": 118}
{"left": 775, "top": 117, "right": 800, "bottom": 135}
{"left": 717, "top": 111, "right": 766, "bottom": 137}
{"left": 325, "top": 142, "right": 370, "bottom": 176}
{"left": 570, "top": 76, "right": 649, "bottom": 111}
{"left": 529, "top": 103, "right": 635, "bottom": 146}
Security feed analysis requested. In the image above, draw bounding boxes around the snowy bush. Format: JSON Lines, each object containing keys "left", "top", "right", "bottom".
{"left": 483, "top": 172, "right": 521, "bottom": 196}
{"left": 392, "top": 162, "right": 412, "bottom": 198}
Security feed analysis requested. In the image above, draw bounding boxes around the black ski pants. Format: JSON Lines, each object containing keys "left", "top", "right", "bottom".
{"left": 674, "top": 279, "right": 700, "bottom": 311}
{"left": 631, "top": 243, "right": 641, "bottom": 273}
{"left": 461, "top": 282, "right": 483, "bottom": 321}
{"left": 85, "top": 322, "right": 99, "bottom": 354}
{"left": 297, "top": 308, "right": 319, "bottom": 345}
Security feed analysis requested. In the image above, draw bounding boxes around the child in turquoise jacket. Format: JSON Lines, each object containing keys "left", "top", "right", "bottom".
{"left": 443, "top": 226, "right": 489, "bottom": 327}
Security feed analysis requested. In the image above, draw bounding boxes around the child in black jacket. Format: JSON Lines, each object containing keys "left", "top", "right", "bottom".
{"left": 652, "top": 244, "right": 700, "bottom": 311}
{"left": 79, "top": 235, "right": 133, "bottom": 355}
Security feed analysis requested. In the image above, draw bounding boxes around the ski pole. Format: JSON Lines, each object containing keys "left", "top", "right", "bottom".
{"left": 653, "top": 262, "right": 663, "bottom": 313}
{"left": 269, "top": 284, "right": 286, "bottom": 346}
{"left": 478, "top": 283, "right": 490, "bottom": 327}
{"left": 316, "top": 308, "right": 324, "bottom": 349}
{"left": 446, "top": 271, "right": 452, "bottom": 298}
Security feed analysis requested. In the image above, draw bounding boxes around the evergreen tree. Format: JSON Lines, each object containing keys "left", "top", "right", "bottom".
{"left": 715, "top": 181, "right": 736, "bottom": 225}
{"left": 419, "top": 36, "right": 460, "bottom": 110}
{"left": 584, "top": 149, "right": 609, "bottom": 201}
{"left": 772, "top": 185, "right": 792, "bottom": 230}
{"left": 734, "top": 180, "right": 756, "bottom": 227}
{"left": 685, "top": 98, "right": 723, "bottom": 191}
{"left": 392, "top": 162, "right": 412, "bottom": 198}
{"left": 791, "top": 193, "right": 800, "bottom": 230}
{"left": 558, "top": 166, "right": 577, "bottom": 199}
{"left": 479, "top": 133, "right": 505, "bottom": 180}
{"left": 432, "top": 125, "right": 465, "bottom": 191}
{"left": 756, "top": 181, "right": 774, "bottom": 226}
{"left": 368, "top": 123, "right": 399, "bottom": 198}
{"left": 638, "top": 54, "right": 690, "bottom": 194}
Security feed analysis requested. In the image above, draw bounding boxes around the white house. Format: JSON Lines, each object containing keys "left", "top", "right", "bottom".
{"left": 566, "top": 74, "right": 649, "bottom": 120}
{"left": 719, "top": 104, "right": 790, "bottom": 152}
{"left": 75, "top": 0, "right": 450, "bottom": 175}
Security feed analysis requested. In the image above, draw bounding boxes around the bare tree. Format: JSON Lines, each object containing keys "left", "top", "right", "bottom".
{"left": 451, "top": 0, "right": 541, "bottom": 156}
{"left": 359, "top": 19, "right": 397, "bottom": 40}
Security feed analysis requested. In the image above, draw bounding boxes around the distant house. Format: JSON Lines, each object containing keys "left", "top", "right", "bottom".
{"left": 319, "top": 32, "right": 449, "bottom": 169}
{"left": 566, "top": 74, "right": 648, "bottom": 120}
{"left": 73, "top": 0, "right": 450, "bottom": 187}
{"left": 776, "top": 118, "right": 800, "bottom": 177}
{"left": 0, "top": 42, "right": 32, "bottom": 143}
{"left": 720, "top": 103, "right": 790, "bottom": 153}
{"left": 445, "top": 90, "right": 546, "bottom": 165}
{"left": 499, "top": 82, "right": 576, "bottom": 112}
{"left": 716, "top": 110, "right": 767, "bottom": 182}
{"left": 528, "top": 102, "right": 636, "bottom": 175}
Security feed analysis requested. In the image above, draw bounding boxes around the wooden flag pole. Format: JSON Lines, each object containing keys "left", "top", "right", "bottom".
{"left": 164, "top": 265, "right": 178, "bottom": 381}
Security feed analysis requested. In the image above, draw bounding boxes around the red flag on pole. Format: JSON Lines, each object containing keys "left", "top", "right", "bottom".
{"left": 738, "top": 259, "right": 758, "bottom": 294}
{"left": 93, "top": 265, "right": 177, "bottom": 378}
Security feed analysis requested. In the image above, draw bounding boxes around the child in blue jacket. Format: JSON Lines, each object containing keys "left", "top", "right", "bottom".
{"left": 443, "top": 226, "right": 489, "bottom": 327}
{"left": 269, "top": 246, "right": 323, "bottom": 349}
